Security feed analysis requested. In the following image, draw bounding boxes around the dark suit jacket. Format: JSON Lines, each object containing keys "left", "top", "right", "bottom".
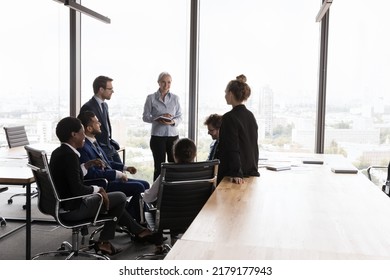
{"left": 217, "top": 104, "right": 260, "bottom": 183}
{"left": 208, "top": 140, "right": 219, "bottom": 161}
{"left": 49, "top": 144, "right": 95, "bottom": 211}
{"left": 80, "top": 97, "right": 116, "bottom": 156}
{"left": 78, "top": 138, "right": 124, "bottom": 181}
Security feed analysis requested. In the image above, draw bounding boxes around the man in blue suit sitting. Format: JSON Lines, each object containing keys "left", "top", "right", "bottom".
{"left": 77, "top": 110, "right": 150, "bottom": 223}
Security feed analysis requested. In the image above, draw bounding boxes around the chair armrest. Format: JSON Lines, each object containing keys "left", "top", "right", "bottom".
{"left": 58, "top": 192, "right": 106, "bottom": 224}
{"left": 58, "top": 192, "right": 102, "bottom": 203}
{"left": 117, "top": 147, "right": 126, "bottom": 163}
{"left": 366, "top": 165, "right": 388, "bottom": 181}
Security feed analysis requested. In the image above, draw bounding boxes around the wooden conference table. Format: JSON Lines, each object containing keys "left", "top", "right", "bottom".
{"left": 165, "top": 154, "right": 390, "bottom": 260}
{"left": 0, "top": 167, "right": 35, "bottom": 260}
{"left": 0, "top": 143, "right": 57, "bottom": 260}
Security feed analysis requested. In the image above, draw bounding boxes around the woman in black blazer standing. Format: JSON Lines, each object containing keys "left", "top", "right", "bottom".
{"left": 216, "top": 74, "right": 260, "bottom": 184}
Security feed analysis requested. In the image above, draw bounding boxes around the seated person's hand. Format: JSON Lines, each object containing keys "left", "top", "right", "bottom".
{"left": 85, "top": 159, "right": 106, "bottom": 169}
{"left": 126, "top": 166, "right": 137, "bottom": 174}
{"left": 232, "top": 177, "right": 244, "bottom": 184}
{"left": 120, "top": 172, "right": 128, "bottom": 182}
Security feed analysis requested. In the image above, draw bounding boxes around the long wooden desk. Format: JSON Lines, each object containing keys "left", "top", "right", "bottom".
{"left": 165, "top": 154, "right": 390, "bottom": 259}
{"left": 0, "top": 167, "right": 35, "bottom": 260}
{"left": 0, "top": 143, "right": 57, "bottom": 260}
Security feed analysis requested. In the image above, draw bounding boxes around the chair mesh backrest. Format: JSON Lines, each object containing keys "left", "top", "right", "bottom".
{"left": 155, "top": 159, "right": 219, "bottom": 233}
{"left": 387, "top": 161, "right": 390, "bottom": 181}
{"left": 4, "top": 126, "right": 29, "bottom": 148}
{"left": 25, "top": 146, "right": 58, "bottom": 218}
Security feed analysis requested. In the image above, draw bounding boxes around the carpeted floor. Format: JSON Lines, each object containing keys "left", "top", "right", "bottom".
{"left": 0, "top": 188, "right": 169, "bottom": 260}
{"left": 0, "top": 186, "right": 54, "bottom": 222}
{"left": 0, "top": 220, "right": 161, "bottom": 260}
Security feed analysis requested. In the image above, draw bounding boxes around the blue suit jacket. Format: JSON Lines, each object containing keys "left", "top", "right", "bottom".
{"left": 80, "top": 97, "right": 115, "bottom": 153}
{"left": 78, "top": 138, "right": 124, "bottom": 182}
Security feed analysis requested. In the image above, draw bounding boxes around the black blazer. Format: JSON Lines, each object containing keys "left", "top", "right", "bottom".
{"left": 49, "top": 144, "right": 94, "bottom": 211}
{"left": 217, "top": 104, "right": 260, "bottom": 183}
{"left": 80, "top": 97, "right": 116, "bottom": 153}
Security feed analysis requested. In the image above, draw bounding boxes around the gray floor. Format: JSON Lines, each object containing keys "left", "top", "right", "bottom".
{"left": 0, "top": 219, "right": 166, "bottom": 260}
{"left": 0, "top": 188, "right": 168, "bottom": 260}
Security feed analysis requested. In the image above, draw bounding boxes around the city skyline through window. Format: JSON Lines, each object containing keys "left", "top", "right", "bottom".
{"left": 1, "top": 0, "right": 389, "bottom": 184}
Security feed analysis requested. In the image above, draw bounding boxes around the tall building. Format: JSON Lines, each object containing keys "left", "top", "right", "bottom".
{"left": 259, "top": 86, "right": 274, "bottom": 137}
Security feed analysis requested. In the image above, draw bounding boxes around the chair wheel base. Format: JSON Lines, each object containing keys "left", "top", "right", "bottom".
{"left": 8, "top": 199, "right": 13, "bottom": 204}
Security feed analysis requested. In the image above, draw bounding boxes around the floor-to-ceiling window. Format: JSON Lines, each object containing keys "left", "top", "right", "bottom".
{"left": 0, "top": 1, "right": 69, "bottom": 146}
{"left": 2, "top": 1, "right": 389, "bottom": 185}
{"left": 197, "top": 0, "right": 320, "bottom": 160}
{"left": 326, "top": 0, "right": 390, "bottom": 184}
{"left": 81, "top": 0, "right": 190, "bottom": 182}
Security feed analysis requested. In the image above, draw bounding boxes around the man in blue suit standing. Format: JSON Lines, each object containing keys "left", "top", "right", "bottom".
{"left": 77, "top": 110, "right": 150, "bottom": 223}
{"left": 80, "top": 75, "right": 122, "bottom": 163}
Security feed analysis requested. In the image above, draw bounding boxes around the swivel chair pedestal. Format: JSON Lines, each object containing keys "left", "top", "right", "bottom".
{"left": 0, "top": 187, "right": 8, "bottom": 226}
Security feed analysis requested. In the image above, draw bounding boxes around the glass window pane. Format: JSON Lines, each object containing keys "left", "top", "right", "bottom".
{"left": 326, "top": 0, "right": 390, "bottom": 182}
{"left": 198, "top": 0, "right": 320, "bottom": 160}
{"left": 81, "top": 0, "right": 189, "bottom": 182}
{"left": 0, "top": 1, "right": 69, "bottom": 146}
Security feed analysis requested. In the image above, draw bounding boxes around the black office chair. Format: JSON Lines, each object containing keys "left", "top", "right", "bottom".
{"left": 366, "top": 161, "right": 390, "bottom": 196}
{"left": 3, "top": 126, "right": 38, "bottom": 208}
{"left": 380, "top": 162, "right": 390, "bottom": 196}
{"left": 25, "top": 145, "right": 117, "bottom": 260}
{"left": 136, "top": 159, "right": 219, "bottom": 260}
{"left": 0, "top": 187, "right": 8, "bottom": 226}
{"left": 118, "top": 146, "right": 126, "bottom": 163}
{"left": 4, "top": 126, "right": 30, "bottom": 148}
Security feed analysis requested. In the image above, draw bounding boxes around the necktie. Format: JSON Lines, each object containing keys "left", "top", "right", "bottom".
{"left": 101, "top": 102, "right": 110, "bottom": 137}
{"left": 94, "top": 141, "right": 103, "bottom": 157}
{"left": 93, "top": 141, "right": 110, "bottom": 168}
{"left": 101, "top": 102, "right": 107, "bottom": 116}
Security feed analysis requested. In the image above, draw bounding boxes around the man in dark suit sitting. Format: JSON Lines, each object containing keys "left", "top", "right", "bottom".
{"left": 80, "top": 75, "right": 122, "bottom": 163}
{"left": 77, "top": 110, "right": 150, "bottom": 223}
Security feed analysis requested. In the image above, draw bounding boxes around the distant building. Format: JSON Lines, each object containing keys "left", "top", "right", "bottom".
{"left": 362, "top": 149, "right": 390, "bottom": 166}
{"left": 259, "top": 86, "right": 274, "bottom": 136}
{"left": 292, "top": 128, "right": 380, "bottom": 149}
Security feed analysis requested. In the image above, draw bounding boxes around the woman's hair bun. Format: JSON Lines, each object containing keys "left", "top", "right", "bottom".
{"left": 236, "top": 74, "right": 247, "bottom": 83}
